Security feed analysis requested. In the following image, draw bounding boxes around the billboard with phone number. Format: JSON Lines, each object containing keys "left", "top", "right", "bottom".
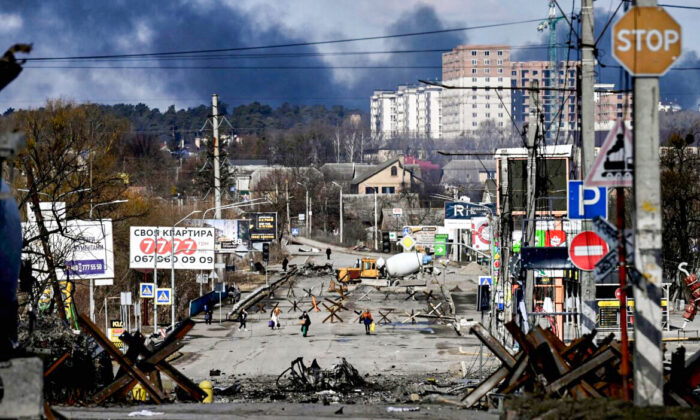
{"left": 129, "top": 226, "right": 215, "bottom": 270}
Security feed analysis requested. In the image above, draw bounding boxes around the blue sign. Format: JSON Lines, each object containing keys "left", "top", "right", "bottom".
{"left": 479, "top": 276, "right": 492, "bottom": 286}
{"left": 155, "top": 288, "right": 172, "bottom": 305}
{"left": 568, "top": 181, "right": 607, "bottom": 220}
{"left": 66, "top": 259, "right": 105, "bottom": 275}
{"left": 403, "top": 227, "right": 410, "bottom": 236}
{"left": 444, "top": 201, "right": 488, "bottom": 229}
{"left": 291, "top": 227, "right": 299, "bottom": 236}
{"left": 140, "top": 283, "right": 155, "bottom": 298}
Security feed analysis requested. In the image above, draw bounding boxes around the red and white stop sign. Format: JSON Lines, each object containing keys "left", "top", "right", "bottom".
{"left": 569, "top": 231, "right": 609, "bottom": 271}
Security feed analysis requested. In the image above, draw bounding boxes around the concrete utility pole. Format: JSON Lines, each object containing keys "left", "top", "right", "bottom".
{"left": 212, "top": 94, "right": 225, "bottom": 283}
{"left": 580, "top": 0, "right": 597, "bottom": 335}
{"left": 339, "top": 187, "right": 343, "bottom": 244}
{"left": 524, "top": 80, "right": 539, "bottom": 330}
{"left": 374, "top": 190, "right": 378, "bottom": 250}
{"left": 285, "top": 180, "right": 291, "bottom": 234}
{"left": 631, "top": 0, "right": 664, "bottom": 406}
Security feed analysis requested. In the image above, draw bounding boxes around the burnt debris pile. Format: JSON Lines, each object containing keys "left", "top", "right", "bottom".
{"left": 276, "top": 357, "right": 366, "bottom": 392}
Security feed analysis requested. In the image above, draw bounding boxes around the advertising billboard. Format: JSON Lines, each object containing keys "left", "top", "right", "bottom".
{"left": 188, "top": 219, "right": 250, "bottom": 253}
{"left": 23, "top": 219, "right": 115, "bottom": 280}
{"left": 249, "top": 212, "right": 277, "bottom": 243}
{"left": 444, "top": 201, "right": 489, "bottom": 229}
{"left": 129, "top": 226, "right": 215, "bottom": 270}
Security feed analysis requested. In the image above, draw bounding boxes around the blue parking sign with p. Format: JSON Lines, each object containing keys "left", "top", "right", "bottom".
{"left": 568, "top": 180, "right": 607, "bottom": 220}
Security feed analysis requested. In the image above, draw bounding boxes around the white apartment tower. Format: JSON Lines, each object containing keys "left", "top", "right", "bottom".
{"left": 370, "top": 85, "right": 441, "bottom": 140}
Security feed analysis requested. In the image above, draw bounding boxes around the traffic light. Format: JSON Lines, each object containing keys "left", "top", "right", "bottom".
{"left": 381, "top": 231, "right": 391, "bottom": 253}
{"left": 262, "top": 243, "right": 270, "bottom": 263}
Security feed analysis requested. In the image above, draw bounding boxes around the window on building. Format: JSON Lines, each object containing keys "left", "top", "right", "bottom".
{"left": 617, "top": 94, "right": 623, "bottom": 99}
{"left": 512, "top": 70, "right": 517, "bottom": 76}
{"left": 485, "top": 113, "right": 491, "bottom": 118}
{"left": 485, "top": 51, "right": 490, "bottom": 56}
{"left": 484, "top": 59, "right": 490, "bottom": 65}
{"left": 390, "top": 166, "right": 398, "bottom": 176}
{"left": 498, "top": 112, "right": 504, "bottom": 117}
{"left": 499, "top": 122, "right": 504, "bottom": 127}
{"left": 497, "top": 59, "right": 503, "bottom": 65}
{"left": 471, "top": 68, "right": 477, "bottom": 74}
{"left": 485, "top": 77, "right": 490, "bottom": 82}
{"left": 533, "top": 70, "right": 538, "bottom": 75}
{"left": 365, "top": 187, "right": 377, "bottom": 194}
{"left": 617, "top": 103, "right": 623, "bottom": 109}
{"left": 485, "top": 68, "right": 490, "bottom": 74}
{"left": 498, "top": 68, "right": 503, "bottom": 74}
{"left": 498, "top": 77, "right": 503, "bottom": 82}
{"left": 472, "top": 112, "right": 477, "bottom": 117}
{"left": 485, "top": 104, "right": 490, "bottom": 109}
{"left": 472, "top": 95, "right": 477, "bottom": 100}
{"left": 472, "top": 104, "right": 477, "bottom": 108}
{"left": 472, "top": 122, "right": 478, "bottom": 126}
{"left": 498, "top": 104, "right": 504, "bottom": 108}
{"left": 472, "top": 77, "right": 477, "bottom": 82}
{"left": 381, "top": 186, "right": 395, "bottom": 194}
{"left": 617, "top": 112, "right": 623, "bottom": 118}
{"left": 472, "top": 59, "right": 477, "bottom": 65}
{"left": 471, "top": 50, "right": 477, "bottom": 56}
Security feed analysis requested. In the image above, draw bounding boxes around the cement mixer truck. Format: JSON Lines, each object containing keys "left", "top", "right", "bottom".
{"left": 336, "top": 252, "right": 433, "bottom": 285}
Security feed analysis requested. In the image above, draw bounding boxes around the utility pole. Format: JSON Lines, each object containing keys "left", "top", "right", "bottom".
{"left": 339, "top": 187, "right": 343, "bottom": 244}
{"left": 305, "top": 187, "right": 309, "bottom": 235}
{"left": 631, "top": 0, "right": 664, "bottom": 406}
{"left": 285, "top": 180, "right": 291, "bottom": 234}
{"left": 524, "top": 80, "right": 539, "bottom": 331}
{"left": 374, "top": 190, "right": 378, "bottom": 250}
{"left": 212, "top": 94, "right": 224, "bottom": 284}
{"left": 580, "top": 0, "right": 598, "bottom": 335}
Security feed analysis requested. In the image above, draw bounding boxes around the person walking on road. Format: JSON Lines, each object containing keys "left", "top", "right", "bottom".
{"left": 238, "top": 309, "right": 248, "bottom": 331}
{"left": 282, "top": 257, "right": 289, "bottom": 272}
{"left": 360, "top": 309, "right": 373, "bottom": 335}
{"left": 326, "top": 248, "right": 332, "bottom": 260}
{"left": 203, "top": 303, "right": 213, "bottom": 325}
{"left": 270, "top": 306, "right": 282, "bottom": 330}
{"left": 299, "top": 311, "right": 311, "bottom": 337}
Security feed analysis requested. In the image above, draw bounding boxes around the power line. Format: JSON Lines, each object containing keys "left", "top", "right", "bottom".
{"left": 658, "top": 4, "right": 700, "bottom": 10}
{"left": 23, "top": 18, "right": 544, "bottom": 61}
{"left": 25, "top": 45, "right": 556, "bottom": 63}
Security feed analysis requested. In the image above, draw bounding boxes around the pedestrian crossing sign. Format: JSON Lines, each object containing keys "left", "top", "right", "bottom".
{"left": 155, "top": 288, "right": 172, "bottom": 305}
{"left": 139, "top": 283, "right": 155, "bottom": 298}
{"left": 479, "top": 276, "right": 492, "bottom": 286}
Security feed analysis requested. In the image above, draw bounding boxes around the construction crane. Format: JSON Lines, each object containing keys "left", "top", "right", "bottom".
{"left": 537, "top": 1, "right": 565, "bottom": 138}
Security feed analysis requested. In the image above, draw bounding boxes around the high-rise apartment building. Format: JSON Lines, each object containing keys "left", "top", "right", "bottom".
{"left": 370, "top": 84, "right": 441, "bottom": 140}
{"left": 441, "top": 45, "right": 512, "bottom": 138}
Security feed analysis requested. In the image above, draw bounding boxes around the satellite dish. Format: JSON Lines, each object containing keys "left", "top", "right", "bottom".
{"left": 459, "top": 196, "right": 470, "bottom": 203}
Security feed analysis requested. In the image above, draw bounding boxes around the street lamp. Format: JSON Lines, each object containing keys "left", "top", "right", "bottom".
{"left": 296, "top": 182, "right": 309, "bottom": 236}
{"left": 331, "top": 182, "right": 343, "bottom": 244}
{"left": 90, "top": 199, "right": 128, "bottom": 219}
{"left": 170, "top": 210, "right": 202, "bottom": 329}
{"left": 88, "top": 199, "right": 128, "bottom": 324}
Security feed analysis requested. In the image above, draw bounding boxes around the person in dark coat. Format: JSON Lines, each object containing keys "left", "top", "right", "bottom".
{"left": 299, "top": 311, "right": 311, "bottom": 337}
{"left": 238, "top": 309, "right": 248, "bottom": 331}
{"left": 282, "top": 257, "right": 289, "bottom": 272}
{"left": 326, "top": 248, "right": 332, "bottom": 260}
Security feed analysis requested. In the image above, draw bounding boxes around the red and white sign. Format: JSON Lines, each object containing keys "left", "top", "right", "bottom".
{"left": 546, "top": 230, "right": 566, "bottom": 247}
{"left": 615, "top": 288, "right": 623, "bottom": 300}
{"left": 471, "top": 217, "right": 490, "bottom": 251}
{"left": 569, "top": 231, "right": 609, "bottom": 271}
{"left": 129, "top": 226, "right": 215, "bottom": 270}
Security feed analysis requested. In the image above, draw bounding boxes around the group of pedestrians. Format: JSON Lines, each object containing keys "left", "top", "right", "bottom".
{"left": 228, "top": 307, "right": 374, "bottom": 338}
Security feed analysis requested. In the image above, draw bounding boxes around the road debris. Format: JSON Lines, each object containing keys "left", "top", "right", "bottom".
{"left": 277, "top": 357, "right": 365, "bottom": 392}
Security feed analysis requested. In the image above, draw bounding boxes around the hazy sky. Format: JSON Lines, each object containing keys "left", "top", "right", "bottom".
{"left": 1, "top": 1, "right": 699, "bottom": 111}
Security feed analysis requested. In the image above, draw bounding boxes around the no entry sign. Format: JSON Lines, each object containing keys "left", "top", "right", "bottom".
{"left": 569, "top": 231, "right": 609, "bottom": 271}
